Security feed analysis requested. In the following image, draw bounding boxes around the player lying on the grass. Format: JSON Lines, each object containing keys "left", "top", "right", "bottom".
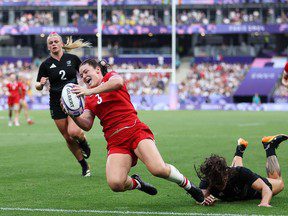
{"left": 66, "top": 59, "right": 204, "bottom": 203}
{"left": 197, "top": 134, "right": 287, "bottom": 207}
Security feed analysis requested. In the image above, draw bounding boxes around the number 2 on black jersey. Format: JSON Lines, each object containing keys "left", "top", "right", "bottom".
{"left": 59, "top": 70, "right": 67, "bottom": 80}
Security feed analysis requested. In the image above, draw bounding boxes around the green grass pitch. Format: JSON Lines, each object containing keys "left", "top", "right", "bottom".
{"left": 0, "top": 110, "right": 288, "bottom": 215}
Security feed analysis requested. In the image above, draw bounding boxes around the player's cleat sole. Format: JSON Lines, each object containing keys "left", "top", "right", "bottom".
{"left": 262, "top": 134, "right": 288, "bottom": 150}
{"left": 131, "top": 174, "right": 157, "bottom": 195}
{"left": 82, "top": 164, "right": 91, "bottom": 177}
{"left": 79, "top": 140, "right": 91, "bottom": 159}
{"left": 186, "top": 183, "right": 204, "bottom": 203}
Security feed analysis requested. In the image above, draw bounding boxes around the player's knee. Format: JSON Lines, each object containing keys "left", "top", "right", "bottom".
{"left": 149, "top": 164, "right": 169, "bottom": 178}
{"left": 68, "top": 128, "right": 80, "bottom": 139}
{"left": 108, "top": 180, "right": 125, "bottom": 192}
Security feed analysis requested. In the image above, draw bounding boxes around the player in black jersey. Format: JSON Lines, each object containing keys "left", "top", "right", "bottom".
{"left": 35, "top": 32, "right": 92, "bottom": 177}
{"left": 197, "top": 134, "right": 288, "bottom": 207}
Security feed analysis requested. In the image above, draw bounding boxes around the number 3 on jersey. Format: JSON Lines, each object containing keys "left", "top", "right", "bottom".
{"left": 59, "top": 70, "right": 67, "bottom": 80}
{"left": 96, "top": 94, "right": 102, "bottom": 104}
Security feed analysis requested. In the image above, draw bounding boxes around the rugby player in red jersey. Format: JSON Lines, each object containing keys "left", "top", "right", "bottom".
{"left": 18, "top": 75, "right": 34, "bottom": 125}
{"left": 69, "top": 59, "right": 204, "bottom": 203}
{"left": 4, "top": 73, "right": 21, "bottom": 126}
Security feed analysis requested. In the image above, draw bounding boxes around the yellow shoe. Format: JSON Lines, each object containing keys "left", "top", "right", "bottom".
{"left": 237, "top": 138, "right": 248, "bottom": 149}
{"left": 262, "top": 134, "right": 288, "bottom": 150}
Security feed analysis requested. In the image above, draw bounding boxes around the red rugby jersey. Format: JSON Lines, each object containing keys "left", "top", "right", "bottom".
{"left": 85, "top": 71, "right": 139, "bottom": 139}
{"left": 6, "top": 82, "right": 21, "bottom": 98}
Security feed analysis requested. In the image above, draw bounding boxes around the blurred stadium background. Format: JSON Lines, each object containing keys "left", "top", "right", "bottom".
{"left": 0, "top": 0, "right": 287, "bottom": 112}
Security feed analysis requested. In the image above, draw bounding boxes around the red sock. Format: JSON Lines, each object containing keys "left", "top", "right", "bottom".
{"left": 285, "top": 62, "right": 288, "bottom": 73}
{"left": 130, "top": 178, "right": 139, "bottom": 190}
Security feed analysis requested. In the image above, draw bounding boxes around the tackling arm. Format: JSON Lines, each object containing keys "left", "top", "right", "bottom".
{"left": 251, "top": 178, "right": 273, "bottom": 207}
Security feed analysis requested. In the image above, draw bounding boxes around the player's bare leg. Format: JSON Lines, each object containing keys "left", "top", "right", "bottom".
{"left": 262, "top": 135, "right": 288, "bottom": 195}
{"left": 134, "top": 139, "right": 204, "bottom": 202}
{"left": 13, "top": 103, "right": 20, "bottom": 126}
{"left": 21, "top": 100, "right": 34, "bottom": 125}
{"left": 67, "top": 116, "right": 91, "bottom": 159}
{"left": 54, "top": 118, "right": 90, "bottom": 177}
{"left": 106, "top": 153, "right": 132, "bottom": 192}
{"left": 8, "top": 106, "right": 13, "bottom": 126}
{"left": 106, "top": 153, "right": 157, "bottom": 195}
{"left": 231, "top": 138, "right": 248, "bottom": 167}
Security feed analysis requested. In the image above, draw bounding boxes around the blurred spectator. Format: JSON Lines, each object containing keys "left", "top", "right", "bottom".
{"left": 223, "top": 9, "right": 261, "bottom": 24}
{"left": 179, "top": 63, "right": 249, "bottom": 103}
{"left": 69, "top": 10, "right": 97, "bottom": 26}
{"left": 252, "top": 93, "right": 261, "bottom": 105}
{"left": 107, "top": 9, "right": 158, "bottom": 26}
{"left": 123, "top": 72, "right": 170, "bottom": 95}
{"left": 273, "top": 84, "right": 288, "bottom": 97}
{"left": 15, "top": 12, "right": 54, "bottom": 27}
{"left": 177, "top": 10, "right": 209, "bottom": 25}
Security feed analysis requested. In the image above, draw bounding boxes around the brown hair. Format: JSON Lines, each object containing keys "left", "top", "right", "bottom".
{"left": 80, "top": 59, "right": 110, "bottom": 76}
{"left": 197, "top": 154, "right": 231, "bottom": 190}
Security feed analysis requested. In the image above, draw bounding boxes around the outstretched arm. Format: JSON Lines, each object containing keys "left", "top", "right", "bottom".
{"left": 251, "top": 178, "right": 273, "bottom": 207}
{"left": 73, "top": 75, "right": 124, "bottom": 96}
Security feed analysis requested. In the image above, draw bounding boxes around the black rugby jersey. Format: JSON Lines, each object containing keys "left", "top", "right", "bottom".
{"left": 199, "top": 167, "right": 265, "bottom": 201}
{"left": 37, "top": 53, "right": 81, "bottom": 94}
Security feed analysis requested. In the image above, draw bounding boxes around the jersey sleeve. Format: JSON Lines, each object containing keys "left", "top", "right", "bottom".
{"left": 199, "top": 179, "right": 209, "bottom": 190}
{"left": 103, "top": 71, "right": 119, "bottom": 82}
{"left": 36, "top": 62, "right": 48, "bottom": 82}
{"left": 237, "top": 167, "right": 260, "bottom": 186}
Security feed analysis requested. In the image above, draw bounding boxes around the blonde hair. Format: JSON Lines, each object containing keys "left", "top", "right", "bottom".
{"left": 63, "top": 36, "right": 92, "bottom": 52}
{"left": 47, "top": 32, "right": 91, "bottom": 52}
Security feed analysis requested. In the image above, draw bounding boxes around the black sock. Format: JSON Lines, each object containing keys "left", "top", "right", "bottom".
{"left": 234, "top": 145, "right": 245, "bottom": 158}
{"left": 266, "top": 147, "right": 276, "bottom": 158}
{"left": 79, "top": 139, "right": 87, "bottom": 145}
{"left": 78, "top": 139, "right": 89, "bottom": 148}
{"left": 78, "top": 159, "right": 88, "bottom": 169}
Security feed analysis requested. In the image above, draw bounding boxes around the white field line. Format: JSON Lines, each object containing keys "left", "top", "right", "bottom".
{"left": 0, "top": 207, "right": 279, "bottom": 216}
{"left": 238, "top": 123, "right": 261, "bottom": 127}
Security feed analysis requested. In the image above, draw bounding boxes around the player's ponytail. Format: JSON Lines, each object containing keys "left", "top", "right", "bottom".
{"left": 63, "top": 36, "right": 92, "bottom": 52}
{"left": 98, "top": 60, "right": 109, "bottom": 76}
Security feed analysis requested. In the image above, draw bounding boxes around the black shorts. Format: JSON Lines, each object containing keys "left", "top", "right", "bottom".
{"left": 245, "top": 176, "right": 273, "bottom": 200}
{"left": 49, "top": 92, "right": 68, "bottom": 120}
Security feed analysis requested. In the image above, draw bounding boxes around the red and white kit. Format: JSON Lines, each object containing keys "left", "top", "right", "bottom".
{"left": 6, "top": 82, "right": 21, "bottom": 106}
{"left": 85, "top": 71, "right": 154, "bottom": 166}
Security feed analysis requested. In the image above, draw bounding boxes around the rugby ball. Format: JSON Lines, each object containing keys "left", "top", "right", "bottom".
{"left": 61, "top": 83, "right": 85, "bottom": 117}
